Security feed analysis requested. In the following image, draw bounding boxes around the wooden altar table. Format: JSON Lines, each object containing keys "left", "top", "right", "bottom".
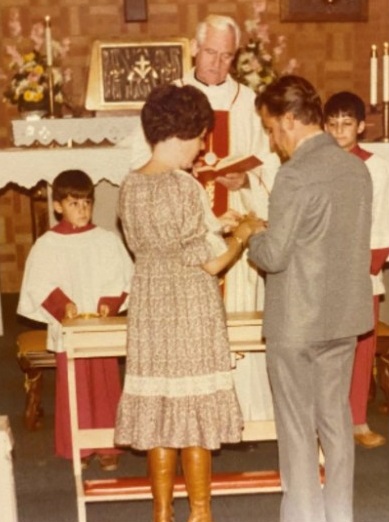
{"left": 62, "top": 313, "right": 287, "bottom": 522}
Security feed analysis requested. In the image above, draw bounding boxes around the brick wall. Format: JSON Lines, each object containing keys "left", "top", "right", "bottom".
{"left": 0, "top": 186, "right": 33, "bottom": 292}
{"left": 0, "top": 0, "right": 388, "bottom": 292}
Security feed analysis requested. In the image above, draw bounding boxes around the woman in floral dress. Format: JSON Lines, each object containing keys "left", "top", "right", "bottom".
{"left": 115, "top": 84, "right": 258, "bottom": 522}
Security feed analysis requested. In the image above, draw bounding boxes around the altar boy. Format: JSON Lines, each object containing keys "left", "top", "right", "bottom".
{"left": 324, "top": 91, "right": 389, "bottom": 448}
{"left": 17, "top": 170, "right": 133, "bottom": 469}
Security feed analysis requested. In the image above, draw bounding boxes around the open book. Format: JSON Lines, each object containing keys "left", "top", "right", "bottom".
{"left": 196, "top": 154, "right": 262, "bottom": 180}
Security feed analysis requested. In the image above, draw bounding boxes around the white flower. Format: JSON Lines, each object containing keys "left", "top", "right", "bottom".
{"left": 231, "top": 0, "right": 298, "bottom": 94}
{"left": 1, "top": 9, "right": 71, "bottom": 110}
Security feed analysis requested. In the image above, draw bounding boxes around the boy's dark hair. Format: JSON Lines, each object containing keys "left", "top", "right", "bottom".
{"left": 323, "top": 91, "right": 366, "bottom": 123}
{"left": 52, "top": 170, "right": 94, "bottom": 203}
{"left": 255, "top": 74, "right": 323, "bottom": 126}
{"left": 141, "top": 84, "right": 214, "bottom": 146}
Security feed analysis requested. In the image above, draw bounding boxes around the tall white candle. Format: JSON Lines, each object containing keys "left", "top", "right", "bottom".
{"left": 44, "top": 15, "right": 53, "bottom": 67}
{"left": 370, "top": 44, "right": 378, "bottom": 106}
{"left": 383, "top": 42, "right": 389, "bottom": 102}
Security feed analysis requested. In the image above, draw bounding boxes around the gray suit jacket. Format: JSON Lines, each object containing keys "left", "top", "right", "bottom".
{"left": 249, "top": 132, "right": 373, "bottom": 343}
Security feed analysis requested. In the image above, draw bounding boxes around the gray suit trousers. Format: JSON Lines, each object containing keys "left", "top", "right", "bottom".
{"left": 267, "top": 336, "right": 356, "bottom": 522}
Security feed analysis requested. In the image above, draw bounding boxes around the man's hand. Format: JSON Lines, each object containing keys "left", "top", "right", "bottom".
{"left": 249, "top": 217, "right": 268, "bottom": 235}
{"left": 216, "top": 171, "right": 249, "bottom": 191}
{"left": 233, "top": 215, "right": 267, "bottom": 246}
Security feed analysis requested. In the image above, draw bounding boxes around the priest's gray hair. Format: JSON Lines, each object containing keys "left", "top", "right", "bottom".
{"left": 195, "top": 15, "right": 241, "bottom": 49}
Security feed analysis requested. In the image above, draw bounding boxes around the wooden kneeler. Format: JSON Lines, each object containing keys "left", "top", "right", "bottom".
{"left": 62, "top": 313, "right": 324, "bottom": 522}
{"left": 16, "top": 329, "right": 56, "bottom": 430}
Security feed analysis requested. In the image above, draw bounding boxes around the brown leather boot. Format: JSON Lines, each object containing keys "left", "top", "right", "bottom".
{"left": 147, "top": 447, "right": 177, "bottom": 522}
{"left": 181, "top": 447, "right": 213, "bottom": 522}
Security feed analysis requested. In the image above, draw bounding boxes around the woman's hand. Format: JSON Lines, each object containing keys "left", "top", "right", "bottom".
{"left": 202, "top": 214, "right": 267, "bottom": 276}
{"left": 218, "top": 209, "right": 243, "bottom": 233}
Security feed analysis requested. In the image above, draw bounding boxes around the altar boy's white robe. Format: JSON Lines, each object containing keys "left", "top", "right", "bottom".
{"left": 17, "top": 226, "right": 133, "bottom": 353}
{"left": 365, "top": 152, "right": 389, "bottom": 296}
{"left": 17, "top": 224, "right": 133, "bottom": 459}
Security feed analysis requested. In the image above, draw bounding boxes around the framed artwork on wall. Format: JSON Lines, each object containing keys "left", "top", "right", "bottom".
{"left": 85, "top": 38, "right": 191, "bottom": 111}
{"left": 280, "top": 0, "right": 368, "bottom": 23}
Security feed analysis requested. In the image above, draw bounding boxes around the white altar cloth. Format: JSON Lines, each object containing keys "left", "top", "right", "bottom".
{"left": 0, "top": 416, "right": 18, "bottom": 522}
{"left": 1, "top": 146, "right": 133, "bottom": 189}
{"left": 11, "top": 116, "right": 139, "bottom": 148}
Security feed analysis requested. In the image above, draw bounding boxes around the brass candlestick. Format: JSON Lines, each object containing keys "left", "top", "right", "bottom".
{"left": 370, "top": 42, "right": 389, "bottom": 141}
{"left": 383, "top": 42, "right": 389, "bottom": 141}
{"left": 47, "top": 65, "right": 55, "bottom": 118}
{"left": 370, "top": 102, "right": 389, "bottom": 142}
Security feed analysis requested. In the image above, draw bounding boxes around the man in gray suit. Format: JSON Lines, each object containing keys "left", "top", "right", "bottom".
{"left": 248, "top": 75, "right": 373, "bottom": 522}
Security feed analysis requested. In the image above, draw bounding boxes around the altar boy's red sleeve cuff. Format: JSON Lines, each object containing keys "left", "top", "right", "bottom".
{"left": 42, "top": 288, "right": 73, "bottom": 322}
{"left": 371, "top": 248, "right": 389, "bottom": 275}
{"left": 98, "top": 292, "right": 128, "bottom": 316}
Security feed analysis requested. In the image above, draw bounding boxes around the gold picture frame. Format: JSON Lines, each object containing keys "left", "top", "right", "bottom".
{"left": 85, "top": 38, "right": 191, "bottom": 111}
{"left": 280, "top": 0, "right": 368, "bottom": 23}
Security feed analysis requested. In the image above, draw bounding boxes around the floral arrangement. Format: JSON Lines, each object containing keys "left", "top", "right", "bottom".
{"left": 1, "top": 8, "right": 71, "bottom": 113}
{"left": 231, "top": 0, "right": 298, "bottom": 94}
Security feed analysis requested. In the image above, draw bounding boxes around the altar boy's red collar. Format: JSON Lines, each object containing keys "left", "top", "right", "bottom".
{"left": 51, "top": 220, "right": 96, "bottom": 234}
{"left": 350, "top": 144, "right": 373, "bottom": 162}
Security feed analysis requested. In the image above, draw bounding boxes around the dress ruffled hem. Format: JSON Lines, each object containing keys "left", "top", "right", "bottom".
{"left": 114, "top": 390, "right": 243, "bottom": 451}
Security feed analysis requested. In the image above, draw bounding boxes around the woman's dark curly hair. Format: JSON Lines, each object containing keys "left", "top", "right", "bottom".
{"left": 141, "top": 84, "right": 214, "bottom": 146}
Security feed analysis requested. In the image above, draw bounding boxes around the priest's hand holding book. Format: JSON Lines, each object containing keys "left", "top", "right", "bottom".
{"left": 194, "top": 154, "right": 262, "bottom": 191}
{"left": 216, "top": 171, "right": 249, "bottom": 191}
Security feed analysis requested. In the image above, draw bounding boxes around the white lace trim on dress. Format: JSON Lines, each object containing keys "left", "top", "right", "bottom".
{"left": 123, "top": 371, "right": 235, "bottom": 397}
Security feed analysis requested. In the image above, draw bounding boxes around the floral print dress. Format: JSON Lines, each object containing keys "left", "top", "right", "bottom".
{"left": 114, "top": 170, "right": 243, "bottom": 450}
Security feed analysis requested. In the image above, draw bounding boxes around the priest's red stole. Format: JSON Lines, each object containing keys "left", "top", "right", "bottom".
{"left": 199, "top": 110, "right": 229, "bottom": 216}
